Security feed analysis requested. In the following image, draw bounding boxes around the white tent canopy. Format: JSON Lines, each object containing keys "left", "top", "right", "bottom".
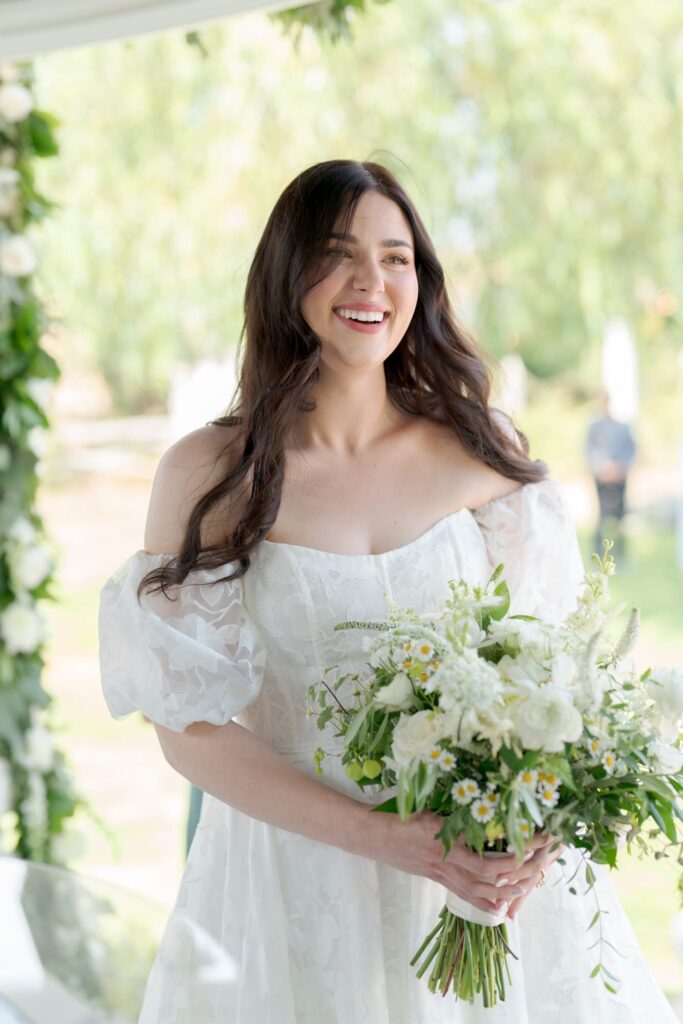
{"left": 0, "top": 0, "right": 314, "bottom": 60}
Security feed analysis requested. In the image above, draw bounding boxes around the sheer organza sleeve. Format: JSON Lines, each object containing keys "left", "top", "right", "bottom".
{"left": 98, "top": 550, "right": 267, "bottom": 733}
{"left": 471, "top": 477, "right": 586, "bottom": 624}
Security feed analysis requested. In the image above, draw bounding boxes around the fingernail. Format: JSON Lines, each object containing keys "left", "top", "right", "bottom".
{"left": 495, "top": 877, "right": 510, "bottom": 888}
{"left": 524, "top": 850, "right": 534, "bottom": 861}
{"left": 511, "top": 886, "right": 524, "bottom": 896}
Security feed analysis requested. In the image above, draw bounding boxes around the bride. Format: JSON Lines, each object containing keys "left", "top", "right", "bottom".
{"left": 98, "top": 159, "right": 678, "bottom": 1022}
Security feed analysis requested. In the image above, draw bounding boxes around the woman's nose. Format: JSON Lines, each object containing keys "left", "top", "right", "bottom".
{"left": 351, "top": 258, "right": 385, "bottom": 294}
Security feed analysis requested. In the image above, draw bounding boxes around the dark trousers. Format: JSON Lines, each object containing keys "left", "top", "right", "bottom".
{"left": 594, "top": 478, "right": 627, "bottom": 560}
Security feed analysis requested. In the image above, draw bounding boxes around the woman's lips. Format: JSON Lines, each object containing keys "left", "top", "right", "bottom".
{"left": 332, "top": 310, "right": 389, "bottom": 333}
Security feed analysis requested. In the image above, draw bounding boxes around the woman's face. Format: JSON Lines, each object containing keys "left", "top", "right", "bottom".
{"left": 300, "top": 190, "right": 419, "bottom": 371}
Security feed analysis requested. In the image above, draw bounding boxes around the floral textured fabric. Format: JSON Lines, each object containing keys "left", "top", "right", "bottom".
{"left": 98, "top": 477, "right": 678, "bottom": 1023}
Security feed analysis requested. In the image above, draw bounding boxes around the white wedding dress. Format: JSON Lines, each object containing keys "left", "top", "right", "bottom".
{"left": 98, "top": 477, "right": 679, "bottom": 1023}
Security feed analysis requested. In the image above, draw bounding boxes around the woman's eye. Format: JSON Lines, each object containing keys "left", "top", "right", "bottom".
{"left": 386, "top": 254, "right": 410, "bottom": 265}
{"left": 325, "top": 248, "right": 351, "bottom": 258}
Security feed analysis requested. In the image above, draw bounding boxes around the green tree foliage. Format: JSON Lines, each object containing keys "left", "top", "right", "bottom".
{"left": 31, "top": 0, "right": 682, "bottom": 412}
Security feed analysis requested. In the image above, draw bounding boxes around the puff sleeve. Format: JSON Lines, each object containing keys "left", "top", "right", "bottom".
{"left": 98, "top": 550, "right": 267, "bottom": 733}
{"left": 471, "top": 477, "right": 586, "bottom": 624}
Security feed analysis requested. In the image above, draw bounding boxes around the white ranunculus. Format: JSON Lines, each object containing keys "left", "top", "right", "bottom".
{"left": 0, "top": 233, "right": 37, "bottom": 276}
{"left": 374, "top": 672, "right": 415, "bottom": 711}
{"left": 9, "top": 545, "right": 53, "bottom": 591}
{"left": 0, "top": 758, "right": 13, "bottom": 815}
{"left": 0, "top": 83, "right": 34, "bottom": 123}
{"left": 648, "top": 740, "right": 683, "bottom": 776}
{"left": 0, "top": 601, "right": 46, "bottom": 654}
{"left": 497, "top": 652, "right": 547, "bottom": 692}
{"left": 20, "top": 724, "right": 54, "bottom": 773}
{"left": 391, "top": 710, "right": 449, "bottom": 767}
{"left": 510, "top": 690, "right": 583, "bottom": 753}
{"left": 646, "top": 668, "right": 683, "bottom": 742}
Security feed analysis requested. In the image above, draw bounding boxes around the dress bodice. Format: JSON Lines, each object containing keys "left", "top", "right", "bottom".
{"left": 98, "top": 477, "right": 586, "bottom": 782}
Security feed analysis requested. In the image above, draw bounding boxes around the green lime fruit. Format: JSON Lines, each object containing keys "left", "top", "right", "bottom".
{"left": 362, "top": 759, "right": 383, "bottom": 779}
{"left": 345, "top": 762, "right": 364, "bottom": 781}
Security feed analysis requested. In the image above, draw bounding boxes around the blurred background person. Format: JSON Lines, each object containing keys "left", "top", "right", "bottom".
{"left": 585, "top": 388, "right": 637, "bottom": 564}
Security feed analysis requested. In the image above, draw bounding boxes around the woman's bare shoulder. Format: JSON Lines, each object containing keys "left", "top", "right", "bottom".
{"left": 423, "top": 410, "right": 524, "bottom": 511}
{"left": 144, "top": 423, "right": 247, "bottom": 554}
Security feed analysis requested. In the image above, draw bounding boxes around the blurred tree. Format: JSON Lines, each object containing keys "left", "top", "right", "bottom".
{"left": 30, "top": 0, "right": 683, "bottom": 412}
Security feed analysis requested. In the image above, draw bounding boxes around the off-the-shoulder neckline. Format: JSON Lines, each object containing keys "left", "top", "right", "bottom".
{"left": 259, "top": 478, "right": 551, "bottom": 560}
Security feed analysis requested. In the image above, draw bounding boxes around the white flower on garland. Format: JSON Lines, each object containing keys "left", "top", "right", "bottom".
{"left": 6, "top": 515, "right": 37, "bottom": 545}
{"left": 20, "top": 771, "right": 47, "bottom": 833}
{"left": 0, "top": 758, "right": 13, "bottom": 815}
{"left": 0, "top": 232, "right": 37, "bottom": 277}
{"left": 0, "top": 599, "right": 46, "bottom": 654}
{"left": 0, "top": 83, "right": 34, "bottom": 123}
{"left": 8, "top": 543, "right": 53, "bottom": 591}
{"left": 19, "top": 719, "right": 55, "bottom": 773}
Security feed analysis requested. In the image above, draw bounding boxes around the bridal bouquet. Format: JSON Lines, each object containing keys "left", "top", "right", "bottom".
{"left": 306, "top": 541, "right": 683, "bottom": 1007}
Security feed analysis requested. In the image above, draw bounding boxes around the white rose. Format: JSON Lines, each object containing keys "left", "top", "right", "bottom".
{"left": 374, "top": 672, "right": 415, "bottom": 711}
{"left": 0, "top": 83, "right": 34, "bottom": 123}
{"left": 0, "top": 601, "right": 46, "bottom": 654}
{"left": 0, "top": 758, "right": 13, "bottom": 815}
{"left": 0, "top": 233, "right": 37, "bottom": 277}
{"left": 9, "top": 545, "right": 53, "bottom": 590}
{"left": 648, "top": 740, "right": 683, "bottom": 776}
{"left": 511, "top": 690, "right": 583, "bottom": 753}
{"left": 20, "top": 724, "right": 54, "bottom": 773}
{"left": 391, "top": 710, "right": 449, "bottom": 767}
{"left": 497, "top": 652, "right": 548, "bottom": 692}
{"left": 646, "top": 668, "right": 683, "bottom": 742}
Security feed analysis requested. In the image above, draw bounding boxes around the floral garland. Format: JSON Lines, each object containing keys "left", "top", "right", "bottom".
{"left": 0, "top": 59, "right": 83, "bottom": 863}
{"left": 272, "top": 0, "right": 395, "bottom": 44}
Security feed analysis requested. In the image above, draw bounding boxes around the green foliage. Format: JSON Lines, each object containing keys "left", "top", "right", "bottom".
{"left": 0, "top": 60, "right": 84, "bottom": 863}
{"left": 272, "top": 0, "right": 395, "bottom": 46}
{"left": 23, "top": 1, "right": 681, "bottom": 413}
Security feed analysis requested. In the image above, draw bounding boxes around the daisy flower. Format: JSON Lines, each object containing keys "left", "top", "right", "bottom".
{"left": 451, "top": 778, "right": 480, "bottom": 805}
{"left": 538, "top": 785, "right": 560, "bottom": 808}
{"left": 471, "top": 798, "right": 496, "bottom": 823}
{"left": 517, "top": 768, "right": 538, "bottom": 788}
{"left": 438, "top": 750, "right": 457, "bottom": 771}
{"left": 413, "top": 640, "right": 435, "bottom": 661}
{"left": 424, "top": 745, "right": 444, "bottom": 766}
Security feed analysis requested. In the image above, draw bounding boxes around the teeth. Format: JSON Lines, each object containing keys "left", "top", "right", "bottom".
{"left": 336, "top": 308, "right": 385, "bottom": 323}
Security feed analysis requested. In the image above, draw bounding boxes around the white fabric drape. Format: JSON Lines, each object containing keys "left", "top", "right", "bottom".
{"left": 0, "top": 0, "right": 316, "bottom": 61}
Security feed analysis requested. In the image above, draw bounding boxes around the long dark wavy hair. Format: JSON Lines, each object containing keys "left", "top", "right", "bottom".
{"left": 139, "top": 159, "right": 546, "bottom": 599}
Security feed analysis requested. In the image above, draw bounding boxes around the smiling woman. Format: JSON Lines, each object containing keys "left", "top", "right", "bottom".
{"left": 97, "top": 159, "right": 679, "bottom": 1023}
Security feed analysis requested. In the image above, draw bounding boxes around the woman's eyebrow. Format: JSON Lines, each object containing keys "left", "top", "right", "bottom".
{"left": 328, "top": 231, "right": 414, "bottom": 251}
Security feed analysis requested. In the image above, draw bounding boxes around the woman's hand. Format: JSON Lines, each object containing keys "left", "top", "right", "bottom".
{"left": 374, "top": 809, "right": 556, "bottom": 915}
{"left": 504, "top": 835, "right": 566, "bottom": 920}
